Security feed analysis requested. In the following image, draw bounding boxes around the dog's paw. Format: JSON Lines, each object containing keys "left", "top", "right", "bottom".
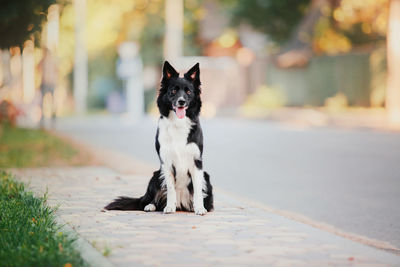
{"left": 194, "top": 207, "right": 207, "bottom": 216}
{"left": 163, "top": 205, "right": 176, "bottom": 214}
{"left": 144, "top": 204, "right": 156, "bottom": 212}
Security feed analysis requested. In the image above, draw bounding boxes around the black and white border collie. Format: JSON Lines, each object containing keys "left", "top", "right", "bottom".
{"left": 105, "top": 61, "right": 213, "bottom": 215}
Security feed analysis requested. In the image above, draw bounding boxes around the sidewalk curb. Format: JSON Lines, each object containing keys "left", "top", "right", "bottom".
{"left": 55, "top": 217, "right": 114, "bottom": 267}
{"left": 8, "top": 167, "right": 115, "bottom": 267}
{"left": 215, "top": 187, "right": 400, "bottom": 255}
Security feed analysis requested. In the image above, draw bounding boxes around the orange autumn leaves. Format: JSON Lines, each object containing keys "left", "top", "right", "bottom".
{"left": 313, "top": 0, "right": 389, "bottom": 54}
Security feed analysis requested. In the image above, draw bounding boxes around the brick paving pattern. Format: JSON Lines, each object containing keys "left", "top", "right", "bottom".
{"left": 12, "top": 167, "right": 400, "bottom": 266}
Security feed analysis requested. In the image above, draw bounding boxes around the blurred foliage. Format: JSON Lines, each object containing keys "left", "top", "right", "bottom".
{"left": 314, "top": 17, "right": 352, "bottom": 54}
{"left": 243, "top": 85, "right": 286, "bottom": 109}
{"left": 324, "top": 92, "right": 349, "bottom": 112}
{"left": 0, "top": 0, "right": 56, "bottom": 49}
{"left": 240, "top": 85, "right": 286, "bottom": 118}
{"left": 332, "top": 0, "right": 388, "bottom": 41}
{"left": 313, "top": 0, "right": 389, "bottom": 54}
{"left": 58, "top": 0, "right": 203, "bottom": 109}
{"left": 220, "top": 0, "right": 311, "bottom": 43}
{"left": 221, "top": 0, "right": 388, "bottom": 55}
{"left": 0, "top": 100, "right": 20, "bottom": 126}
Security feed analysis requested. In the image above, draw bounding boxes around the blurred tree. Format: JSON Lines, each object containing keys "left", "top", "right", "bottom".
{"left": 0, "top": 0, "right": 56, "bottom": 49}
{"left": 220, "top": 0, "right": 311, "bottom": 43}
{"left": 313, "top": 0, "right": 389, "bottom": 54}
{"left": 222, "top": 0, "right": 388, "bottom": 53}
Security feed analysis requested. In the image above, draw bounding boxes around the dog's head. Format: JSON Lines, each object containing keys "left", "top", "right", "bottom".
{"left": 157, "top": 61, "right": 201, "bottom": 119}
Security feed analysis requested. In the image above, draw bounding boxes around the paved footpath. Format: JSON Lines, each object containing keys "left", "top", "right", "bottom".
{"left": 12, "top": 167, "right": 400, "bottom": 266}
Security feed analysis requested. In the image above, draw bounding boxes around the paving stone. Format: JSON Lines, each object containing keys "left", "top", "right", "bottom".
{"left": 11, "top": 167, "right": 400, "bottom": 266}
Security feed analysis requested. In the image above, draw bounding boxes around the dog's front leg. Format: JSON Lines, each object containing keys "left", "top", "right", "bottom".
{"left": 162, "top": 165, "right": 176, "bottom": 213}
{"left": 192, "top": 168, "right": 207, "bottom": 215}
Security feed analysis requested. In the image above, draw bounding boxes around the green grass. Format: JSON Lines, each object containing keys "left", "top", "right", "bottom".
{"left": 0, "top": 171, "right": 87, "bottom": 267}
{"left": 0, "top": 124, "right": 90, "bottom": 168}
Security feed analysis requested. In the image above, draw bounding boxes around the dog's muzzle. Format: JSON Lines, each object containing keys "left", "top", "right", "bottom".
{"left": 174, "top": 98, "right": 187, "bottom": 119}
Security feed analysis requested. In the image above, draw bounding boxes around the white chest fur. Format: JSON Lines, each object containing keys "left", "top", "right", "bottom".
{"left": 157, "top": 112, "right": 202, "bottom": 209}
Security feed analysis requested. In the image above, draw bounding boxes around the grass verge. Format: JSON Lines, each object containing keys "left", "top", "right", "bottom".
{"left": 0, "top": 123, "right": 92, "bottom": 168}
{"left": 0, "top": 171, "right": 87, "bottom": 267}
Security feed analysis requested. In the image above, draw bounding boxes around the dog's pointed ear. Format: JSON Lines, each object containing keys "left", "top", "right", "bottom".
{"left": 184, "top": 63, "right": 200, "bottom": 83}
{"left": 163, "top": 61, "right": 179, "bottom": 79}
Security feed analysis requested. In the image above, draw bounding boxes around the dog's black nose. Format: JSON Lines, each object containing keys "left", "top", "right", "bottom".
{"left": 178, "top": 99, "right": 186, "bottom": 106}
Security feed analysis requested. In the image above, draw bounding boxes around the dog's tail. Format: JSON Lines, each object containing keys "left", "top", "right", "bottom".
{"left": 104, "top": 196, "right": 143, "bottom": 210}
{"left": 104, "top": 170, "right": 163, "bottom": 211}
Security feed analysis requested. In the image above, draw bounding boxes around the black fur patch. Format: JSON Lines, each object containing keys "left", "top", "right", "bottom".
{"left": 194, "top": 159, "right": 203, "bottom": 169}
{"left": 187, "top": 171, "right": 194, "bottom": 195}
{"left": 203, "top": 171, "right": 214, "bottom": 211}
{"left": 155, "top": 127, "right": 162, "bottom": 164}
{"left": 172, "top": 164, "right": 176, "bottom": 181}
{"left": 187, "top": 118, "right": 203, "bottom": 155}
{"left": 104, "top": 196, "right": 141, "bottom": 210}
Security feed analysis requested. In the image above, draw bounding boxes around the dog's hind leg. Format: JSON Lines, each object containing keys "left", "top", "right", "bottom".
{"left": 141, "top": 170, "right": 163, "bottom": 212}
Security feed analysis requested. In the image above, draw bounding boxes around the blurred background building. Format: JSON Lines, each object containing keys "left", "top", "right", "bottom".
{"left": 0, "top": 0, "right": 399, "bottom": 127}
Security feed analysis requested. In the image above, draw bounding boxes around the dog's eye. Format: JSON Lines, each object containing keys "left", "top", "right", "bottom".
{"left": 171, "top": 86, "right": 179, "bottom": 94}
{"left": 186, "top": 90, "right": 191, "bottom": 95}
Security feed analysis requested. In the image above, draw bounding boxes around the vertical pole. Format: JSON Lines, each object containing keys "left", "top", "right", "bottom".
{"left": 47, "top": 4, "right": 59, "bottom": 52}
{"left": 74, "top": 0, "right": 88, "bottom": 114}
{"left": 386, "top": 0, "right": 400, "bottom": 127}
{"left": 164, "top": 0, "right": 183, "bottom": 62}
{"left": 47, "top": 4, "right": 60, "bottom": 119}
{"left": 22, "top": 40, "right": 35, "bottom": 104}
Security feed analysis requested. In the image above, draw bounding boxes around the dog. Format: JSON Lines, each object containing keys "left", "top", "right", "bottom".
{"left": 105, "top": 61, "right": 214, "bottom": 215}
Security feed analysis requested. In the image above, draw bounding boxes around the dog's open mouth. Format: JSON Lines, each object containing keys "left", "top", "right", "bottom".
{"left": 174, "top": 106, "right": 187, "bottom": 119}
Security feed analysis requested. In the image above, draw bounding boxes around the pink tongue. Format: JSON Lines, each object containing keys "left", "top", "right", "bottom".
{"left": 176, "top": 107, "right": 186, "bottom": 119}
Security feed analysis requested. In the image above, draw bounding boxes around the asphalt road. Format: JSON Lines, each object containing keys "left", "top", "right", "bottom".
{"left": 56, "top": 115, "right": 400, "bottom": 249}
